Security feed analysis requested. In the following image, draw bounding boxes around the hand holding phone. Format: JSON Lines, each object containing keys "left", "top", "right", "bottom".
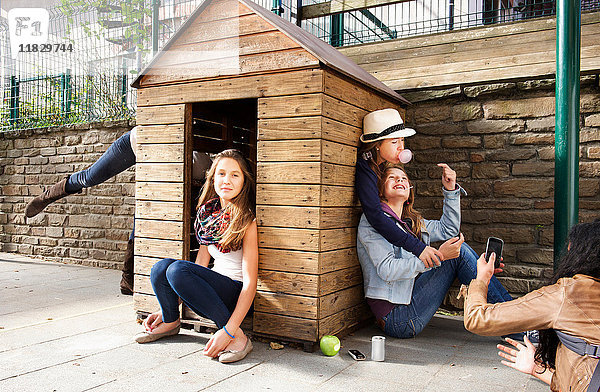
{"left": 485, "top": 237, "right": 504, "bottom": 269}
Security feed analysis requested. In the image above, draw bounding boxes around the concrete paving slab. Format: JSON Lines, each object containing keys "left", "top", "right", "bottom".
{"left": 0, "top": 253, "right": 548, "bottom": 392}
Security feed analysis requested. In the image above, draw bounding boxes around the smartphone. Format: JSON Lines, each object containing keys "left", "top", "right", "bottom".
{"left": 348, "top": 349, "right": 366, "bottom": 361}
{"left": 485, "top": 237, "right": 504, "bottom": 269}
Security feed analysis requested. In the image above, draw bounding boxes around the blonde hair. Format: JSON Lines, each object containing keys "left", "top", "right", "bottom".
{"left": 378, "top": 165, "right": 424, "bottom": 239}
{"left": 197, "top": 149, "right": 255, "bottom": 252}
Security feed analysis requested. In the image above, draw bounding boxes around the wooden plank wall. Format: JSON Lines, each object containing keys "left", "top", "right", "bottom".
{"left": 253, "top": 69, "right": 404, "bottom": 342}
{"left": 339, "top": 12, "right": 600, "bottom": 90}
{"left": 133, "top": 114, "right": 191, "bottom": 314}
{"left": 139, "top": 0, "right": 319, "bottom": 87}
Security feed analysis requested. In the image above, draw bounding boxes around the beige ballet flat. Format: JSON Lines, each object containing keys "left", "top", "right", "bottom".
{"left": 134, "top": 325, "right": 180, "bottom": 344}
{"left": 218, "top": 338, "right": 253, "bottom": 363}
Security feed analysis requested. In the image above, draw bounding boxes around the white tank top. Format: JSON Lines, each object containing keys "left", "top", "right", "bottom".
{"left": 208, "top": 245, "right": 243, "bottom": 282}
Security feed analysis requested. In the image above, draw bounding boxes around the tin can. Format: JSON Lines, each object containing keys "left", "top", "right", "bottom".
{"left": 371, "top": 335, "right": 385, "bottom": 361}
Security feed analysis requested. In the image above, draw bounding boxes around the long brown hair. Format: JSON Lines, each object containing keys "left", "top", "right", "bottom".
{"left": 378, "top": 165, "right": 424, "bottom": 238}
{"left": 197, "top": 149, "right": 255, "bottom": 252}
{"left": 359, "top": 140, "right": 384, "bottom": 181}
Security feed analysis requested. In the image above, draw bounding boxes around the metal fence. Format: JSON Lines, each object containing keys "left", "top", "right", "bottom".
{"left": 1, "top": 0, "right": 598, "bottom": 131}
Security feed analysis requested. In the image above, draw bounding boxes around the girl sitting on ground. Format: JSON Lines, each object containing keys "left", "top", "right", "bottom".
{"left": 465, "top": 221, "right": 600, "bottom": 391}
{"left": 357, "top": 164, "right": 514, "bottom": 338}
{"left": 134, "top": 149, "right": 257, "bottom": 364}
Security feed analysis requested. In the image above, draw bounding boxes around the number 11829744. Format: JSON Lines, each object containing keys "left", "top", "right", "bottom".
{"left": 19, "top": 43, "right": 73, "bottom": 53}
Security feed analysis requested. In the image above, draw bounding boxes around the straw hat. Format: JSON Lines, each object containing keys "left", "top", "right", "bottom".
{"left": 360, "top": 108, "right": 415, "bottom": 143}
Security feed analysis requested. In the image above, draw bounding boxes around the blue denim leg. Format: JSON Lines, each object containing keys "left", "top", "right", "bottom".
{"left": 383, "top": 242, "right": 512, "bottom": 338}
{"left": 150, "top": 258, "right": 183, "bottom": 323}
{"left": 165, "top": 260, "right": 243, "bottom": 328}
{"left": 66, "top": 131, "right": 135, "bottom": 193}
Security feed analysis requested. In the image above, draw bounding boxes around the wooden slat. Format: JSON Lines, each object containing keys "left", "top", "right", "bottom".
{"left": 136, "top": 218, "right": 184, "bottom": 241}
{"left": 136, "top": 125, "right": 185, "bottom": 143}
{"left": 134, "top": 292, "right": 160, "bottom": 313}
{"left": 137, "top": 104, "right": 185, "bottom": 125}
{"left": 168, "top": 31, "right": 301, "bottom": 61}
{"left": 258, "top": 248, "right": 319, "bottom": 274}
{"left": 136, "top": 182, "right": 184, "bottom": 202}
{"left": 174, "top": 14, "right": 276, "bottom": 46}
{"left": 137, "top": 69, "right": 324, "bottom": 106}
{"left": 257, "top": 162, "right": 354, "bottom": 186}
{"left": 321, "top": 185, "right": 357, "bottom": 207}
{"left": 258, "top": 139, "right": 321, "bottom": 161}
{"left": 320, "top": 227, "right": 357, "bottom": 252}
{"left": 257, "top": 270, "right": 318, "bottom": 296}
{"left": 141, "top": 48, "right": 319, "bottom": 86}
{"left": 134, "top": 237, "right": 184, "bottom": 259}
{"left": 321, "top": 117, "right": 362, "bottom": 147}
{"left": 318, "top": 302, "right": 370, "bottom": 338}
{"left": 136, "top": 163, "right": 184, "bottom": 182}
{"left": 320, "top": 247, "right": 359, "bottom": 274}
{"left": 257, "top": 116, "right": 322, "bottom": 140}
{"left": 253, "top": 312, "right": 317, "bottom": 341}
{"left": 255, "top": 291, "right": 318, "bottom": 319}
{"left": 323, "top": 70, "right": 401, "bottom": 112}
{"left": 256, "top": 206, "right": 359, "bottom": 229}
{"left": 319, "top": 285, "right": 364, "bottom": 319}
{"left": 135, "top": 200, "right": 184, "bottom": 221}
{"left": 192, "top": 0, "right": 254, "bottom": 22}
{"left": 319, "top": 265, "right": 363, "bottom": 296}
{"left": 134, "top": 255, "right": 163, "bottom": 276}
{"left": 302, "top": 0, "right": 411, "bottom": 19}
{"left": 137, "top": 144, "right": 184, "bottom": 163}
{"left": 134, "top": 274, "right": 153, "bottom": 295}
{"left": 259, "top": 227, "right": 320, "bottom": 251}
{"left": 181, "top": 307, "right": 253, "bottom": 329}
{"left": 256, "top": 184, "right": 321, "bottom": 206}
{"left": 322, "top": 141, "right": 357, "bottom": 166}
{"left": 258, "top": 93, "right": 322, "bottom": 119}
{"left": 322, "top": 94, "right": 368, "bottom": 128}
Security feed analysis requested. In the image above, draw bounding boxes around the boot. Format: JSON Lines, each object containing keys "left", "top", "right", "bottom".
{"left": 25, "top": 176, "right": 74, "bottom": 218}
{"left": 120, "top": 238, "right": 134, "bottom": 295}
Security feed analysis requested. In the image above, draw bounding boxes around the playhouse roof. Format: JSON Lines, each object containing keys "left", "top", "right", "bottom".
{"left": 132, "top": 0, "right": 409, "bottom": 105}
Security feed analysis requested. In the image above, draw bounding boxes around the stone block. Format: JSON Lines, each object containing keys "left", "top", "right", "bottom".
{"left": 511, "top": 133, "right": 554, "bottom": 145}
{"left": 46, "top": 227, "right": 64, "bottom": 238}
{"left": 69, "top": 215, "right": 111, "bottom": 228}
{"left": 80, "top": 229, "right": 105, "bottom": 239}
{"left": 414, "top": 150, "right": 469, "bottom": 163}
{"left": 494, "top": 179, "right": 553, "bottom": 198}
{"left": 580, "top": 179, "right": 599, "bottom": 197}
{"left": 496, "top": 277, "right": 531, "bottom": 294}
{"left": 483, "top": 97, "right": 555, "bottom": 119}
{"left": 28, "top": 156, "right": 49, "bottom": 165}
{"left": 23, "top": 148, "right": 41, "bottom": 157}
{"left": 526, "top": 116, "right": 555, "bottom": 132}
{"left": 587, "top": 146, "right": 600, "bottom": 159}
{"left": 48, "top": 156, "right": 65, "bottom": 164}
{"left": 511, "top": 161, "right": 554, "bottom": 176}
{"left": 483, "top": 135, "right": 506, "bottom": 149}
{"left": 486, "top": 148, "right": 536, "bottom": 161}
{"left": 413, "top": 104, "right": 452, "bottom": 123}
{"left": 464, "top": 83, "right": 516, "bottom": 97}
{"left": 452, "top": 103, "right": 483, "bottom": 122}
{"left": 40, "top": 147, "right": 57, "bottom": 156}
{"left": 490, "top": 210, "right": 554, "bottom": 225}
{"left": 580, "top": 93, "right": 600, "bottom": 113}
{"left": 441, "top": 136, "right": 482, "bottom": 148}
{"left": 64, "top": 135, "right": 81, "bottom": 145}
{"left": 81, "top": 131, "right": 100, "bottom": 144}
{"left": 427, "top": 163, "right": 470, "bottom": 179}
{"left": 57, "top": 146, "right": 76, "bottom": 155}
{"left": 538, "top": 146, "right": 555, "bottom": 160}
{"left": 457, "top": 181, "right": 492, "bottom": 197}
{"left": 410, "top": 136, "right": 441, "bottom": 150}
{"left": 472, "top": 163, "right": 510, "bottom": 179}
{"left": 414, "top": 122, "right": 464, "bottom": 136}
{"left": 470, "top": 153, "right": 484, "bottom": 163}
{"left": 539, "top": 228, "right": 554, "bottom": 247}
{"left": 517, "top": 78, "right": 555, "bottom": 90}
{"left": 585, "top": 113, "right": 600, "bottom": 127}
{"left": 70, "top": 248, "right": 89, "bottom": 259}
{"left": 39, "top": 238, "right": 58, "bottom": 247}
{"left": 581, "top": 128, "right": 600, "bottom": 143}
{"left": 7, "top": 150, "right": 22, "bottom": 158}
{"left": 470, "top": 198, "right": 532, "bottom": 209}
{"left": 467, "top": 119, "right": 525, "bottom": 134}
{"left": 516, "top": 248, "right": 554, "bottom": 265}
{"left": 461, "top": 210, "right": 491, "bottom": 224}
{"left": 580, "top": 162, "right": 600, "bottom": 177}
{"left": 402, "top": 87, "right": 462, "bottom": 103}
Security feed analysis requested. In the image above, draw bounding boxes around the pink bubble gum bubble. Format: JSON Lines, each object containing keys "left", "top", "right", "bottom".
{"left": 399, "top": 149, "right": 413, "bottom": 164}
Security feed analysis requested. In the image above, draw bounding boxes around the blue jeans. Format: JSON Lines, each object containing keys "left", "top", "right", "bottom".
{"left": 150, "top": 258, "right": 243, "bottom": 326}
{"left": 383, "top": 243, "right": 512, "bottom": 338}
{"left": 65, "top": 131, "right": 135, "bottom": 193}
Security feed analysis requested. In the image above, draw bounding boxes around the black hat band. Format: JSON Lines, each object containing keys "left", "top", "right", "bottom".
{"left": 362, "top": 123, "right": 406, "bottom": 142}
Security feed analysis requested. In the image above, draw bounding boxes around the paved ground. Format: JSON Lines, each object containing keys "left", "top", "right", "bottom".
{"left": 0, "top": 252, "right": 548, "bottom": 392}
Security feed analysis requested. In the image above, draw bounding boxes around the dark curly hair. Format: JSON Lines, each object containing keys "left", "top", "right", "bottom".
{"left": 535, "top": 219, "right": 600, "bottom": 371}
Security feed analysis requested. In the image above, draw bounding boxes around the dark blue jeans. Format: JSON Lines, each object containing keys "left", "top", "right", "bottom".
{"left": 383, "top": 243, "right": 512, "bottom": 338}
{"left": 65, "top": 131, "right": 135, "bottom": 193}
{"left": 150, "top": 258, "right": 243, "bottom": 327}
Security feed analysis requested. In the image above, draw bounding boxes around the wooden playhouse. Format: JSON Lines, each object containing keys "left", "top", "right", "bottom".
{"left": 131, "top": 0, "right": 409, "bottom": 348}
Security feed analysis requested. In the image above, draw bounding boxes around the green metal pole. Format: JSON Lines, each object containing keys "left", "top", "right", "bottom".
{"left": 330, "top": 14, "right": 344, "bottom": 47}
{"left": 554, "top": 0, "right": 581, "bottom": 268}
{"left": 9, "top": 76, "right": 19, "bottom": 126}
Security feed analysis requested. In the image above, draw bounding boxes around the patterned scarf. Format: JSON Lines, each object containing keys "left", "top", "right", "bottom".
{"left": 194, "top": 198, "right": 231, "bottom": 253}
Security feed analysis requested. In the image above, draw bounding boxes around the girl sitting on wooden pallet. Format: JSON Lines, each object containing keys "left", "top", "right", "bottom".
{"left": 134, "top": 149, "right": 257, "bottom": 364}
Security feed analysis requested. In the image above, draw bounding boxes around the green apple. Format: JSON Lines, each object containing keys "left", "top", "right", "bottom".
{"left": 319, "top": 335, "right": 341, "bottom": 356}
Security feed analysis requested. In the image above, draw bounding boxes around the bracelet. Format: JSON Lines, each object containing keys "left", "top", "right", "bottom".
{"left": 223, "top": 326, "right": 235, "bottom": 339}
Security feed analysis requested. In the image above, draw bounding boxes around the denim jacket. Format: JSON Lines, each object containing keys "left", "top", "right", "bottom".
{"left": 357, "top": 186, "right": 463, "bottom": 305}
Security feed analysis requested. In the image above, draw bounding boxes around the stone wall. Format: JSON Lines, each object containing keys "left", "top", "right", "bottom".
{"left": 0, "top": 120, "right": 135, "bottom": 269}
{"left": 402, "top": 76, "right": 600, "bottom": 296}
